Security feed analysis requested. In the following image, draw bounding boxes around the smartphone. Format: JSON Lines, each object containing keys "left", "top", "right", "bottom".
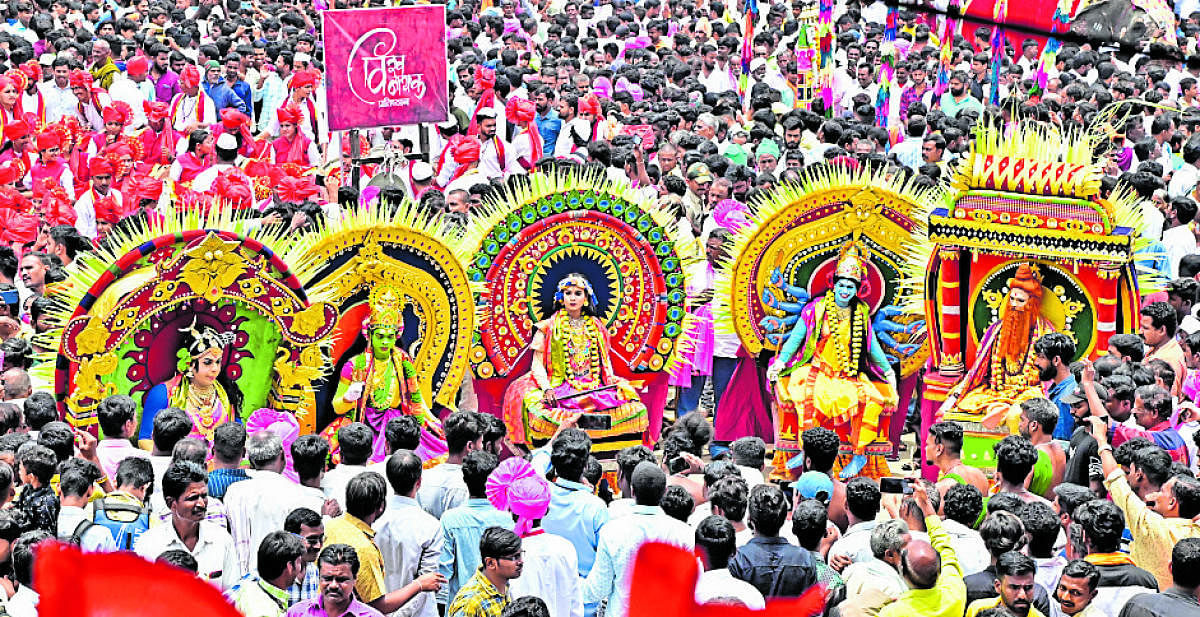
{"left": 880, "top": 477, "right": 913, "bottom": 495}
{"left": 576, "top": 413, "right": 612, "bottom": 431}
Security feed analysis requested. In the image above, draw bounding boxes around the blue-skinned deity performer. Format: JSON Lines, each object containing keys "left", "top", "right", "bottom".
{"left": 323, "top": 285, "right": 447, "bottom": 463}
{"left": 766, "top": 245, "right": 899, "bottom": 480}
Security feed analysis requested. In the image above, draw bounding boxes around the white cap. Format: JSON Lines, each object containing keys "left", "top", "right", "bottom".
{"left": 295, "top": 52, "right": 312, "bottom": 64}
{"left": 215, "top": 132, "right": 238, "bottom": 151}
{"left": 411, "top": 161, "right": 434, "bottom": 182}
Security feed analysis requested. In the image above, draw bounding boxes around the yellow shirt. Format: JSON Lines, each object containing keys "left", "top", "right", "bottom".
{"left": 1104, "top": 468, "right": 1200, "bottom": 590}
{"left": 876, "top": 516, "right": 966, "bottom": 617}
{"left": 324, "top": 513, "right": 387, "bottom": 604}
{"left": 966, "top": 596, "right": 1046, "bottom": 617}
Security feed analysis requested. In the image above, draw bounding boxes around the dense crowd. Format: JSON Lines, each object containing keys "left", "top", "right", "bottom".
{"left": 2, "top": 0, "right": 1200, "bottom": 616}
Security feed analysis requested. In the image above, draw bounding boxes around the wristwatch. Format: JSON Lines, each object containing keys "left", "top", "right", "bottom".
{"left": 1097, "top": 444, "right": 1113, "bottom": 454}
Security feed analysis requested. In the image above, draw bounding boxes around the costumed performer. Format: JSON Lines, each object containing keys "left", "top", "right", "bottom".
{"left": 938, "top": 263, "right": 1054, "bottom": 431}
{"left": 502, "top": 273, "right": 649, "bottom": 447}
{"left": 765, "top": 245, "right": 898, "bottom": 480}
{"left": 326, "top": 285, "right": 447, "bottom": 463}
{"left": 140, "top": 319, "right": 242, "bottom": 447}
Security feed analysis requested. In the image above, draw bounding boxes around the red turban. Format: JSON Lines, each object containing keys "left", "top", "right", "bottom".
{"left": 276, "top": 102, "right": 303, "bottom": 125}
{"left": 579, "top": 94, "right": 601, "bottom": 116}
{"left": 88, "top": 157, "right": 114, "bottom": 176}
{"left": 220, "top": 108, "right": 250, "bottom": 130}
{"left": 94, "top": 194, "right": 120, "bottom": 224}
{"left": 3, "top": 69, "right": 25, "bottom": 93}
{"left": 123, "top": 173, "right": 163, "bottom": 205}
{"left": 3, "top": 119, "right": 30, "bottom": 141}
{"left": 18, "top": 61, "right": 40, "bottom": 84}
{"left": 474, "top": 65, "right": 496, "bottom": 89}
{"left": 211, "top": 169, "right": 253, "bottom": 209}
{"left": 35, "top": 131, "right": 60, "bottom": 151}
{"left": 291, "top": 69, "right": 318, "bottom": 89}
{"left": 126, "top": 55, "right": 150, "bottom": 77}
{"left": 179, "top": 65, "right": 201, "bottom": 89}
{"left": 143, "top": 100, "right": 169, "bottom": 122}
{"left": 452, "top": 137, "right": 482, "bottom": 164}
{"left": 68, "top": 69, "right": 92, "bottom": 89}
{"left": 275, "top": 174, "right": 319, "bottom": 204}
{"left": 506, "top": 98, "right": 536, "bottom": 124}
{"left": 102, "top": 102, "right": 133, "bottom": 126}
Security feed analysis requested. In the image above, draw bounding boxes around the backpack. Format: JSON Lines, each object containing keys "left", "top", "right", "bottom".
{"left": 88, "top": 498, "right": 152, "bottom": 550}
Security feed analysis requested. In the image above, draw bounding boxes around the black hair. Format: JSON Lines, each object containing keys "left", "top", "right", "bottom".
{"left": 336, "top": 422, "right": 374, "bottom": 466}
{"left": 291, "top": 434, "right": 330, "bottom": 483}
{"left": 96, "top": 394, "right": 136, "bottom": 438}
{"left": 747, "top": 483, "right": 789, "bottom": 537}
{"left": 114, "top": 456, "right": 153, "bottom": 493}
{"left": 1174, "top": 475, "right": 1200, "bottom": 519}
{"left": 161, "top": 460, "right": 207, "bottom": 503}
{"left": 1059, "top": 558, "right": 1100, "bottom": 591}
{"left": 501, "top": 596, "right": 550, "bottom": 617}
{"left": 845, "top": 476, "right": 881, "bottom": 522}
{"left": 318, "top": 543, "right": 360, "bottom": 576}
{"left": 152, "top": 407, "right": 193, "bottom": 454}
{"left": 16, "top": 444, "right": 55, "bottom": 485}
{"left": 1132, "top": 446, "right": 1173, "bottom": 488}
{"left": 384, "top": 450, "right": 422, "bottom": 496}
{"left": 791, "top": 498, "right": 829, "bottom": 551}
{"left": 709, "top": 475, "right": 749, "bottom": 523}
{"left": 1075, "top": 499, "right": 1125, "bottom": 553}
{"left": 1019, "top": 398, "right": 1058, "bottom": 436}
{"left": 1019, "top": 501, "right": 1060, "bottom": 558}
{"left": 550, "top": 428, "right": 591, "bottom": 482}
{"left": 1034, "top": 332, "right": 1077, "bottom": 365}
{"left": 22, "top": 393, "right": 56, "bottom": 432}
{"left": 660, "top": 484, "right": 694, "bottom": 522}
{"left": 615, "top": 445, "right": 655, "bottom": 484}
{"left": 943, "top": 483, "right": 984, "bottom": 527}
{"left": 1135, "top": 385, "right": 1173, "bottom": 422}
{"left": 1107, "top": 333, "right": 1145, "bottom": 362}
{"left": 480, "top": 526, "right": 522, "bottom": 563}
{"left": 36, "top": 422, "right": 73, "bottom": 463}
{"left": 995, "top": 550, "right": 1036, "bottom": 578}
{"left": 384, "top": 416, "right": 421, "bottom": 453}
{"left": 980, "top": 511, "right": 1027, "bottom": 557}
{"left": 801, "top": 427, "right": 840, "bottom": 472}
{"left": 463, "top": 450, "right": 499, "bottom": 498}
{"left": 929, "top": 422, "right": 964, "bottom": 456}
{"left": 283, "top": 507, "right": 322, "bottom": 534}
{"left": 444, "top": 411, "right": 482, "bottom": 454}
{"left": 1174, "top": 537, "right": 1200, "bottom": 588}
{"left": 157, "top": 549, "right": 199, "bottom": 573}
{"left": 213, "top": 421, "right": 246, "bottom": 464}
{"left": 1140, "top": 301, "right": 1179, "bottom": 338}
{"left": 695, "top": 515, "right": 737, "bottom": 569}
{"left": 11, "top": 529, "right": 50, "bottom": 587}
{"left": 345, "top": 471, "right": 387, "bottom": 520}
{"left": 994, "top": 436, "right": 1040, "bottom": 486}
{"left": 258, "top": 530, "right": 305, "bottom": 581}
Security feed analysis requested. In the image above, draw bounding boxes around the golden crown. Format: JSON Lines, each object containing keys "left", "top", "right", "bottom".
{"left": 834, "top": 243, "right": 868, "bottom": 282}
{"left": 367, "top": 285, "right": 405, "bottom": 329}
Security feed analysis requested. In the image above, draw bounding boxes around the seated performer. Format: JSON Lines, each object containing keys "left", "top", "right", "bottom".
{"left": 325, "top": 285, "right": 446, "bottom": 463}
{"left": 503, "top": 273, "right": 649, "bottom": 451}
{"left": 940, "top": 263, "right": 1055, "bottom": 429}
{"left": 766, "top": 245, "right": 898, "bottom": 480}
{"left": 141, "top": 319, "right": 242, "bottom": 447}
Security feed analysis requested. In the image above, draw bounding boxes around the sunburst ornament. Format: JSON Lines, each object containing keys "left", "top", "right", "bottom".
{"left": 462, "top": 169, "right": 693, "bottom": 379}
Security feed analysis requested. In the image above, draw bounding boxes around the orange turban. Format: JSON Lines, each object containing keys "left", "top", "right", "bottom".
{"left": 1008, "top": 264, "right": 1043, "bottom": 298}
{"left": 452, "top": 137, "right": 482, "bottom": 164}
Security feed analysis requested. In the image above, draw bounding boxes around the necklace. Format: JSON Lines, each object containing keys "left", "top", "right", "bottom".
{"left": 187, "top": 381, "right": 219, "bottom": 431}
{"left": 370, "top": 355, "right": 396, "bottom": 408}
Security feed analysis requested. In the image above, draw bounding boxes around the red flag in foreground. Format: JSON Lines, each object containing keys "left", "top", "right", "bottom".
{"left": 626, "top": 543, "right": 825, "bottom": 617}
{"left": 35, "top": 543, "right": 242, "bottom": 617}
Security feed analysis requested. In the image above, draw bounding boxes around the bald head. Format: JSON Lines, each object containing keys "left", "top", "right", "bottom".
{"left": 1, "top": 369, "right": 30, "bottom": 401}
{"left": 901, "top": 539, "right": 941, "bottom": 589}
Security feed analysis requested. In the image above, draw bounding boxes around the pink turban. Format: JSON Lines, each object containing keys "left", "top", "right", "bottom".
{"left": 245, "top": 408, "right": 301, "bottom": 482}
{"left": 486, "top": 457, "right": 551, "bottom": 535}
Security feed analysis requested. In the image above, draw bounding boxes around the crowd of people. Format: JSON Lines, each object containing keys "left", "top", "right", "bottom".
{"left": 2, "top": 0, "right": 1200, "bottom": 615}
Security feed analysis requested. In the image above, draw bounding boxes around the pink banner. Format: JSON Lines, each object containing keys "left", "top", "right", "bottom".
{"left": 321, "top": 6, "right": 449, "bottom": 131}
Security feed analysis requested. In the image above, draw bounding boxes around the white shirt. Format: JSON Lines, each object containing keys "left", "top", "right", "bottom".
{"left": 416, "top": 463, "right": 468, "bottom": 519}
{"left": 39, "top": 80, "right": 78, "bottom": 125}
{"left": 477, "top": 136, "right": 508, "bottom": 180}
{"left": 321, "top": 464, "right": 372, "bottom": 513}
{"left": 1034, "top": 554, "right": 1069, "bottom": 596}
{"left": 828, "top": 520, "right": 878, "bottom": 564}
{"left": 134, "top": 519, "right": 243, "bottom": 589}
{"left": 73, "top": 187, "right": 123, "bottom": 240}
{"left": 3, "top": 586, "right": 36, "bottom": 617}
{"left": 695, "top": 568, "right": 765, "bottom": 609}
{"left": 1163, "top": 224, "right": 1198, "bottom": 277}
{"left": 225, "top": 470, "right": 325, "bottom": 574}
{"left": 56, "top": 504, "right": 118, "bottom": 552}
{"left": 170, "top": 91, "right": 218, "bottom": 132}
{"left": 373, "top": 495, "right": 443, "bottom": 617}
{"left": 108, "top": 76, "right": 152, "bottom": 128}
{"left": 941, "top": 518, "right": 989, "bottom": 576}
{"left": 1169, "top": 163, "right": 1200, "bottom": 200}
{"left": 149, "top": 455, "right": 172, "bottom": 495}
{"left": 508, "top": 531, "right": 583, "bottom": 617}
{"left": 583, "top": 504, "right": 694, "bottom": 617}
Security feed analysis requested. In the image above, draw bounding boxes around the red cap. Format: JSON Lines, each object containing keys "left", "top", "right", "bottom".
{"left": 88, "top": 156, "right": 114, "bottom": 176}
{"left": 179, "top": 65, "right": 201, "bottom": 89}
{"left": 3, "top": 119, "right": 30, "bottom": 141}
{"left": 126, "top": 55, "right": 150, "bottom": 77}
